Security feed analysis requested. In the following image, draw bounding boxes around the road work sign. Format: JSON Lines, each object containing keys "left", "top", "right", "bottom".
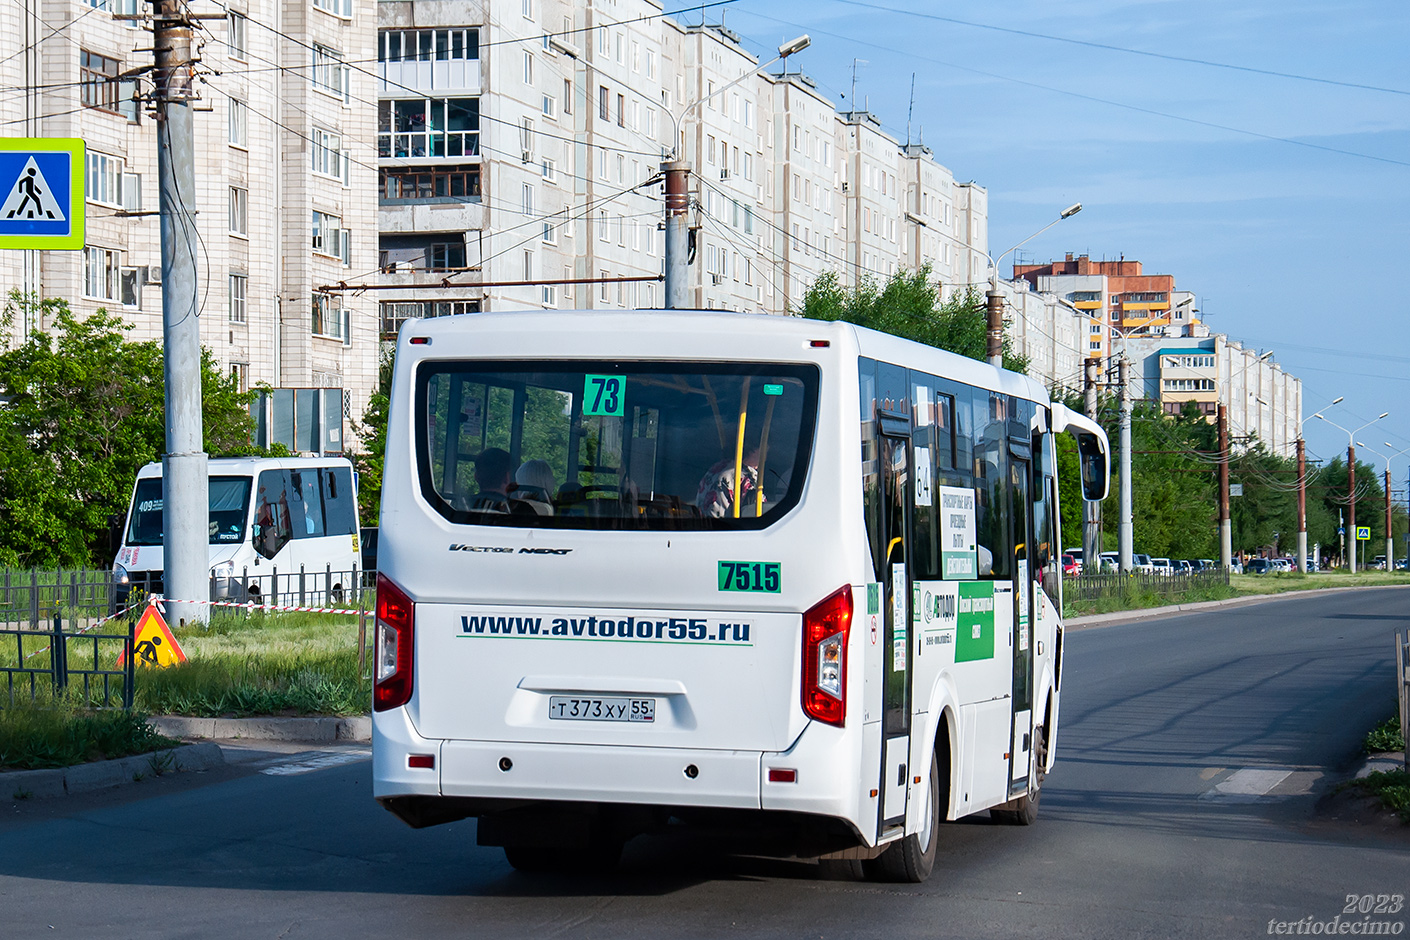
{"left": 116, "top": 602, "right": 187, "bottom": 669}
{"left": 0, "top": 138, "right": 85, "bottom": 249}
{"left": 1356, "top": 526, "right": 1371, "bottom": 541}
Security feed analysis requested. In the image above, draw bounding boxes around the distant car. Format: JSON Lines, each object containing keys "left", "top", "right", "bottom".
{"left": 1270, "top": 558, "right": 1293, "bottom": 572}
{"left": 1396, "top": 558, "right": 1407, "bottom": 571}
{"left": 1371, "top": 555, "right": 1387, "bottom": 571}
{"left": 1099, "top": 552, "right": 1119, "bottom": 572}
{"left": 1246, "top": 558, "right": 1271, "bottom": 574}
{"left": 1062, "top": 554, "right": 1081, "bottom": 576}
{"left": 1151, "top": 557, "right": 1173, "bottom": 575}
{"left": 1173, "top": 559, "right": 1193, "bottom": 574}
{"left": 1199, "top": 558, "right": 1216, "bottom": 570}
{"left": 1133, "top": 553, "right": 1155, "bottom": 574}
{"left": 1067, "top": 548, "right": 1085, "bottom": 566}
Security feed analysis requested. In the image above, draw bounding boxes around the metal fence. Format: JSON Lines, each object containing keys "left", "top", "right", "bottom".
{"left": 1065, "top": 567, "right": 1231, "bottom": 606}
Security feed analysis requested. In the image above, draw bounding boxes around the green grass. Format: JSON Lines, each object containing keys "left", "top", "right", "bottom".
{"left": 0, "top": 698, "right": 178, "bottom": 771}
{"left": 133, "top": 609, "right": 371, "bottom": 718}
{"left": 1349, "top": 770, "right": 1410, "bottom": 823}
{"left": 1063, "top": 579, "right": 1239, "bottom": 618}
{"left": 1231, "top": 569, "right": 1409, "bottom": 596}
{"left": 1366, "top": 716, "right": 1405, "bottom": 755}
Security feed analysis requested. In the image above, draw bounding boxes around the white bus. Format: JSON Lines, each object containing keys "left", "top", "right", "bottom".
{"left": 113, "top": 456, "right": 362, "bottom": 606}
{"left": 372, "top": 310, "right": 1109, "bottom": 881}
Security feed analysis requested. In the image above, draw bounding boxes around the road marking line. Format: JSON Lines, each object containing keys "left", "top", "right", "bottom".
{"left": 1200, "top": 768, "right": 1292, "bottom": 802}
{"left": 260, "top": 749, "right": 371, "bottom": 776}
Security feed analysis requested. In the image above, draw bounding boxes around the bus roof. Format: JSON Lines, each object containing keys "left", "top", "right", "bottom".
{"left": 134, "top": 455, "right": 354, "bottom": 479}
{"left": 399, "top": 309, "right": 1052, "bottom": 406}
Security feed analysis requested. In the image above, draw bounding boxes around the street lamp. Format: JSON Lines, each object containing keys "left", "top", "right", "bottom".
{"left": 1294, "top": 396, "right": 1342, "bottom": 572}
{"left": 983, "top": 203, "right": 1082, "bottom": 368}
{"left": 1383, "top": 442, "right": 1410, "bottom": 571}
{"left": 1314, "top": 410, "right": 1389, "bottom": 572}
{"left": 1357, "top": 441, "right": 1396, "bottom": 573}
{"left": 662, "top": 35, "right": 811, "bottom": 309}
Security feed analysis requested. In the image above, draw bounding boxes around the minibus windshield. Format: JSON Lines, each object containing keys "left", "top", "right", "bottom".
{"left": 125, "top": 476, "right": 254, "bottom": 546}
{"left": 416, "top": 361, "right": 819, "bottom": 530}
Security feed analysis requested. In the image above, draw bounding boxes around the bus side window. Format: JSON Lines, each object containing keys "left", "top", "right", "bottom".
{"left": 973, "top": 390, "right": 1010, "bottom": 579}
{"left": 290, "top": 470, "right": 326, "bottom": 538}
{"left": 323, "top": 468, "right": 358, "bottom": 536}
{"left": 253, "top": 470, "right": 293, "bottom": 559}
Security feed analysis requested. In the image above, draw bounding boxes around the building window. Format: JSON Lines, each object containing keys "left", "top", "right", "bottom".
{"left": 523, "top": 51, "right": 534, "bottom": 85}
{"left": 227, "top": 11, "right": 247, "bottom": 59}
{"left": 85, "top": 152, "right": 124, "bottom": 207}
{"left": 429, "top": 242, "right": 465, "bottom": 270}
{"left": 378, "top": 300, "right": 479, "bottom": 337}
{"left": 521, "top": 182, "right": 534, "bottom": 217}
{"left": 310, "top": 293, "right": 349, "bottom": 342}
{"left": 231, "top": 362, "right": 249, "bottom": 392}
{"left": 229, "top": 274, "right": 248, "bottom": 323}
{"left": 119, "top": 266, "right": 141, "bottom": 308}
{"left": 541, "top": 284, "right": 557, "bottom": 308}
{"left": 313, "top": 0, "right": 352, "bottom": 19}
{"left": 540, "top": 157, "right": 556, "bottom": 182}
{"left": 378, "top": 28, "right": 479, "bottom": 62}
{"left": 311, "top": 127, "right": 347, "bottom": 182}
{"left": 541, "top": 93, "right": 556, "bottom": 119}
{"left": 84, "top": 247, "right": 121, "bottom": 301}
{"left": 311, "top": 210, "right": 349, "bottom": 264}
{"left": 616, "top": 93, "right": 625, "bottom": 127}
{"left": 80, "top": 50, "right": 137, "bottom": 120}
{"left": 562, "top": 78, "right": 573, "bottom": 115}
{"left": 379, "top": 165, "right": 480, "bottom": 203}
{"left": 229, "top": 186, "right": 248, "bottom": 236}
{"left": 598, "top": 85, "right": 609, "bottom": 121}
{"left": 311, "top": 44, "right": 348, "bottom": 99}
{"left": 378, "top": 97, "right": 479, "bottom": 157}
{"left": 228, "top": 98, "right": 247, "bottom": 147}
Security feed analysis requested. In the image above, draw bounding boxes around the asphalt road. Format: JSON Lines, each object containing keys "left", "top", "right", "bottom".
{"left": 1, "top": 588, "right": 1406, "bottom": 939}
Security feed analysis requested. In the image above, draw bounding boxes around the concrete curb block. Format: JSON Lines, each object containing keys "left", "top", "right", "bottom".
{"left": 147, "top": 715, "right": 371, "bottom": 743}
{"left": 1, "top": 742, "right": 226, "bottom": 801}
{"left": 1067, "top": 583, "right": 1410, "bottom": 630}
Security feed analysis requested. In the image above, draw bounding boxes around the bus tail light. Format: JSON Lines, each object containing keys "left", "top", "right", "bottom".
{"left": 373, "top": 573, "right": 415, "bottom": 712}
{"left": 802, "top": 586, "right": 852, "bottom": 726}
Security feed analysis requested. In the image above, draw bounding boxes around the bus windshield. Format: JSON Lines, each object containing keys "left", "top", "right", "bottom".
{"left": 125, "top": 476, "right": 254, "bottom": 546}
{"left": 416, "top": 361, "right": 819, "bottom": 530}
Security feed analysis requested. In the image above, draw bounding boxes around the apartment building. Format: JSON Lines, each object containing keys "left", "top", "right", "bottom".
{"left": 0, "top": 0, "right": 380, "bottom": 444}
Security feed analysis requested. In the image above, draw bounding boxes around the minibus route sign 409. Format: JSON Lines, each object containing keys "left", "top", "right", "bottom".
{"left": 458, "top": 612, "right": 753, "bottom": 645}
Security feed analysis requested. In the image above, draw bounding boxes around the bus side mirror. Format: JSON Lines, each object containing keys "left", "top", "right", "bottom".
{"left": 1076, "top": 432, "right": 1109, "bottom": 502}
{"left": 107, "top": 514, "right": 124, "bottom": 557}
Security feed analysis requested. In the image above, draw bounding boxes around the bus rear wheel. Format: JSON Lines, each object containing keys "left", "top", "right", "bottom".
{"left": 872, "top": 752, "right": 941, "bottom": 883}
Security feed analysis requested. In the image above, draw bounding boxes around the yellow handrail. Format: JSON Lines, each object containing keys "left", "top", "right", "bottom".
{"left": 732, "top": 378, "right": 751, "bottom": 519}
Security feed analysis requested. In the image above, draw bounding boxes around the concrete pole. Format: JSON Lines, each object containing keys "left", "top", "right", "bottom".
{"left": 1387, "top": 467, "right": 1394, "bottom": 572}
{"left": 1348, "top": 443, "right": 1357, "bottom": 573}
{"left": 1219, "top": 403, "right": 1232, "bottom": 570}
{"left": 1083, "top": 358, "right": 1102, "bottom": 566}
{"left": 1118, "top": 356, "right": 1132, "bottom": 572}
{"left": 155, "top": 0, "right": 208, "bottom": 624}
{"left": 1296, "top": 437, "right": 1308, "bottom": 572}
{"left": 986, "top": 289, "right": 1004, "bottom": 368}
{"left": 662, "top": 160, "right": 690, "bottom": 310}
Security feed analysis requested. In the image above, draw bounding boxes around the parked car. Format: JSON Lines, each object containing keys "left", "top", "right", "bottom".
{"left": 1062, "top": 554, "right": 1081, "bottom": 576}
{"left": 1067, "top": 547, "right": 1084, "bottom": 566}
{"left": 1173, "top": 559, "right": 1193, "bottom": 574}
{"left": 1133, "top": 553, "right": 1155, "bottom": 574}
{"left": 1099, "top": 552, "right": 1119, "bottom": 572}
{"left": 1246, "top": 558, "right": 1271, "bottom": 574}
{"left": 1151, "top": 557, "right": 1173, "bottom": 575}
{"left": 1270, "top": 558, "right": 1293, "bottom": 572}
{"left": 1371, "top": 555, "right": 1387, "bottom": 571}
{"left": 1198, "top": 558, "right": 1216, "bottom": 571}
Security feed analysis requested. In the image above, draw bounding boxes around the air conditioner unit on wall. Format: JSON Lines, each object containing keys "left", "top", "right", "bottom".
{"left": 143, "top": 264, "right": 161, "bottom": 284}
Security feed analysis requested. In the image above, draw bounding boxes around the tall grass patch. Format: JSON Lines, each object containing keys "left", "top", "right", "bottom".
{"left": 0, "top": 698, "right": 177, "bottom": 770}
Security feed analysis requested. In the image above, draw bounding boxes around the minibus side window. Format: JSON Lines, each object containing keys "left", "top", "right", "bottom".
{"left": 253, "top": 470, "right": 294, "bottom": 559}
{"left": 859, "top": 358, "right": 883, "bottom": 580}
{"left": 910, "top": 370, "right": 941, "bottom": 581}
{"left": 291, "top": 470, "right": 326, "bottom": 538}
{"left": 323, "top": 468, "right": 358, "bottom": 536}
{"left": 973, "top": 390, "right": 1011, "bottom": 579}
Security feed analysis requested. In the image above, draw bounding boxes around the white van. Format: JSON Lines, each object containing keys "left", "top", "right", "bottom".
{"left": 113, "top": 456, "right": 362, "bottom": 607}
{"left": 371, "top": 310, "right": 1109, "bottom": 880}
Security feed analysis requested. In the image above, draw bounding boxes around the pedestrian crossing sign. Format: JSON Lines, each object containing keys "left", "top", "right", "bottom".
{"left": 1356, "top": 526, "right": 1371, "bottom": 541}
{"left": 0, "top": 138, "right": 85, "bottom": 249}
{"left": 115, "top": 601, "right": 187, "bottom": 669}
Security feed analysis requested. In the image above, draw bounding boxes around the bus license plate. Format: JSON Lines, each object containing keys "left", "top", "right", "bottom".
{"left": 548, "top": 696, "right": 655, "bottom": 723}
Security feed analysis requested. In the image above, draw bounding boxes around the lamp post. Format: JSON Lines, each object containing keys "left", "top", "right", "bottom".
{"left": 1314, "top": 410, "right": 1389, "bottom": 572}
{"left": 1384, "top": 442, "right": 1410, "bottom": 570}
{"left": 1294, "top": 396, "right": 1343, "bottom": 572}
{"left": 982, "top": 203, "right": 1082, "bottom": 368}
{"left": 663, "top": 34, "right": 811, "bottom": 309}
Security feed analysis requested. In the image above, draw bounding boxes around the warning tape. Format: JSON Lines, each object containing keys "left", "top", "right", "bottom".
{"left": 22, "top": 599, "right": 145, "bottom": 661}
{"left": 151, "top": 595, "right": 369, "bottom": 616}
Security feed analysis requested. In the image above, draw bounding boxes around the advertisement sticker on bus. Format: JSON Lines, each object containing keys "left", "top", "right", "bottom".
{"left": 939, "top": 485, "right": 978, "bottom": 579}
{"left": 955, "top": 580, "right": 996, "bottom": 662}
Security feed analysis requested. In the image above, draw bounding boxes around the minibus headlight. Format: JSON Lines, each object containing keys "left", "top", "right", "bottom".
{"left": 113, "top": 564, "right": 130, "bottom": 586}
{"left": 210, "top": 561, "right": 235, "bottom": 580}
{"left": 373, "top": 573, "right": 415, "bottom": 712}
{"left": 802, "top": 586, "right": 852, "bottom": 727}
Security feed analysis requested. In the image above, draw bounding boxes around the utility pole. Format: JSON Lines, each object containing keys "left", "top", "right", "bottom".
{"left": 154, "top": 0, "right": 208, "bottom": 624}
{"left": 662, "top": 161, "right": 690, "bottom": 309}
{"left": 1083, "top": 358, "right": 1101, "bottom": 566}
{"left": 986, "top": 289, "right": 1004, "bottom": 368}
{"left": 1348, "top": 442, "right": 1357, "bottom": 573}
{"left": 1386, "top": 466, "right": 1394, "bottom": 573}
{"left": 1296, "top": 437, "right": 1308, "bottom": 572}
{"left": 1118, "top": 356, "right": 1132, "bottom": 572}
{"left": 1219, "top": 403, "right": 1231, "bottom": 570}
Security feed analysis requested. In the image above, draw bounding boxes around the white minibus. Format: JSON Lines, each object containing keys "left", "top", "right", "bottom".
{"left": 372, "top": 310, "right": 1109, "bottom": 881}
{"left": 113, "top": 456, "right": 362, "bottom": 607}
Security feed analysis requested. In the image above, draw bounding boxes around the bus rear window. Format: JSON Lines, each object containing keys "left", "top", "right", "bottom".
{"left": 415, "top": 361, "right": 818, "bottom": 530}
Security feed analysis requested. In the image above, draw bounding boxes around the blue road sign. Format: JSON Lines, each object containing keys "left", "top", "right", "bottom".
{"left": 0, "top": 138, "right": 85, "bottom": 249}
{"left": 1356, "top": 526, "right": 1371, "bottom": 541}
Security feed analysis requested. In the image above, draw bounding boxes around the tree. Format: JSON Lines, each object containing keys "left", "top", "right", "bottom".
{"left": 799, "top": 266, "right": 1030, "bottom": 374}
{"left": 0, "top": 294, "right": 256, "bottom": 567}
{"left": 351, "top": 347, "right": 394, "bottom": 526}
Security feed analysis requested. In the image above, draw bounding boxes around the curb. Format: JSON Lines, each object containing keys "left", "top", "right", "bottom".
{"left": 1067, "top": 583, "right": 1410, "bottom": 630}
{"left": 1, "top": 742, "right": 225, "bottom": 801}
{"left": 147, "top": 715, "right": 371, "bottom": 743}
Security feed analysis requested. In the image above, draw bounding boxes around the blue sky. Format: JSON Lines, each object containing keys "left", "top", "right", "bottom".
{"left": 711, "top": 0, "right": 1410, "bottom": 476}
